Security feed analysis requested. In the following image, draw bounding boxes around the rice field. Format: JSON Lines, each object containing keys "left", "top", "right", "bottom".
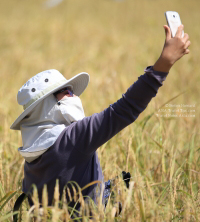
{"left": 0, "top": 0, "right": 199, "bottom": 221}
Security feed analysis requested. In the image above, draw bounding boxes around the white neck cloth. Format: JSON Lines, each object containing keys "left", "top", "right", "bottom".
{"left": 19, "top": 94, "right": 85, "bottom": 163}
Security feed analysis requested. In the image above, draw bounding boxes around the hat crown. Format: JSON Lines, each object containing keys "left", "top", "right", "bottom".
{"left": 17, "top": 69, "right": 66, "bottom": 107}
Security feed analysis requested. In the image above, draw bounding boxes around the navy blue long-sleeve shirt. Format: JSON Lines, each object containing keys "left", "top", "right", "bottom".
{"left": 22, "top": 66, "right": 168, "bottom": 206}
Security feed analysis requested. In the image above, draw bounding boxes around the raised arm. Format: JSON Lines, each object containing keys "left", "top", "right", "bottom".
{"left": 64, "top": 25, "right": 190, "bottom": 156}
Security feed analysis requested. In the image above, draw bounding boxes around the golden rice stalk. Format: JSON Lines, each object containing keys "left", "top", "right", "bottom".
{"left": 23, "top": 210, "right": 30, "bottom": 222}
{"left": 169, "top": 147, "right": 176, "bottom": 212}
{"left": 62, "top": 189, "right": 70, "bottom": 222}
{"left": 67, "top": 187, "right": 72, "bottom": 202}
{"left": 146, "top": 180, "right": 154, "bottom": 200}
{"left": 3, "top": 119, "right": 8, "bottom": 144}
{"left": 6, "top": 164, "right": 10, "bottom": 193}
{"left": 14, "top": 159, "right": 24, "bottom": 191}
{"left": 72, "top": 185, "right": 77, "bottom": 202}
{"left": 42, "top": 184, "right": 48, "bottom": 222}
{"left": 174, "top": 172, "right": 182, "bottom": 206}
{"left": 54, "top": 179, "right": 59, "bottom": 209}
{"left": 122, "top": 181, "right": 134, "bottom": 216}
{"left": 0, "top": 149, "right": 4, "bottom": 189}
{"left": 126, "top": 137, "right": 132, "bottom": 172}
{"left": 78, "top": 186, "right": 85, "bottom": 215}
{"left": 183, "top": 199, "right": 191, "bottom": 222}
{"left": 96, "top": 185, "right": 104, "bottom": 220}
{"left": 32, "top": 185, "right": 40, "bottom": 221}
{"left": 83, "top": 204, "right": 90, "bottom": 221}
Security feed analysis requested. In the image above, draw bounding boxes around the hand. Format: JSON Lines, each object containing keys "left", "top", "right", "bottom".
{"left": 153, "top": 25, "right": 191, "bottom": 72}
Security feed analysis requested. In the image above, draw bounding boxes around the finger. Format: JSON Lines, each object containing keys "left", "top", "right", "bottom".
{"left": 183, "top": 33, "right": 189, "bottom": 42}
{"left": 175, "top": 25, "right": 184, "bottom": 38}
{"left": 184, "top": 49, "right": 190, "bottom": 54}
{"left": 163, "top": 25, "right": 171, "bottom": 41}
{"left": 184, "top": 40, "right": 191, "bottom": 49}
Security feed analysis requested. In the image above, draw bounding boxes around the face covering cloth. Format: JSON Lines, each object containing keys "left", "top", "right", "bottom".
{"left": 19, "top": 94, "right": 85, "bottom": 162}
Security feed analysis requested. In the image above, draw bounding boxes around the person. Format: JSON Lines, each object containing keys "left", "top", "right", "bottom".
{"left": 11, "top": 25, "right": 190, "bottom": 210}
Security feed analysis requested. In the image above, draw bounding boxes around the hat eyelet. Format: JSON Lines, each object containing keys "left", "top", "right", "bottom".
{"left": 45, "top": 78, "right": 49, "bottom": 82}
{"left": 31, "top": 88, "right": 36, "bottom": 92}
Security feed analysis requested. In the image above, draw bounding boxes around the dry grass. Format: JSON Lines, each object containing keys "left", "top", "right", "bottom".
{"left": 0, "top": 0, "right": 199, "bottom": 221}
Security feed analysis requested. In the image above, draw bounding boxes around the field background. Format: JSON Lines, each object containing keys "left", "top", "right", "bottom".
{"left": 0, "top": 0, "right": 199, "bottom": 221}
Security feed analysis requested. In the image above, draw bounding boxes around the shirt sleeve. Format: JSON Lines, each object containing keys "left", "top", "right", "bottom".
{"left": 63, "top": 66, "right": 168, "bottom": 156}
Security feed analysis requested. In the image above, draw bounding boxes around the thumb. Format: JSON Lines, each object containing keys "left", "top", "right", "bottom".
{"left": 164, "top": 25, "right": 171, "bottom": 41}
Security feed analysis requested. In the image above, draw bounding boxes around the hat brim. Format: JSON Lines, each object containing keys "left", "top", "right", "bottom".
{"left": 10, "top": 72, "right": 89, "bottom": 130}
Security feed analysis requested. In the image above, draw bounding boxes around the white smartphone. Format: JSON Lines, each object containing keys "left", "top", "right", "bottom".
{"left": 165, "top": 11, "right": 184, "bottom": 38}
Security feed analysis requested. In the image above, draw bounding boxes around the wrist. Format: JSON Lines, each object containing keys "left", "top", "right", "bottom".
{"left": 153, "top": 56, "right": 173, "bottom": 73}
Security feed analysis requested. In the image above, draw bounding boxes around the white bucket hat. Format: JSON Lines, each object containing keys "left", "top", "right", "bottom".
{"left": 10, "top": 69, "right": 89, "bottom": 130}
